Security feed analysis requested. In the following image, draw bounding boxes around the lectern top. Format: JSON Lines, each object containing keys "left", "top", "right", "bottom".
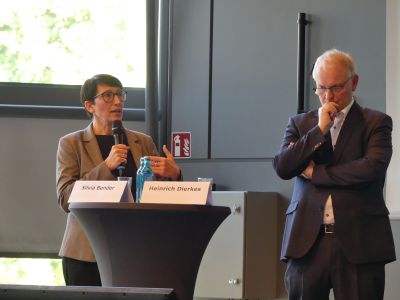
{"left": 69, "top": 202, "right": 231, "bottom": 214}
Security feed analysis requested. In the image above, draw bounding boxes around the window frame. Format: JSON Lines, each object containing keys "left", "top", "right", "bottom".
{"left": 0, "top": 83, "right": 145, "bottom": 120}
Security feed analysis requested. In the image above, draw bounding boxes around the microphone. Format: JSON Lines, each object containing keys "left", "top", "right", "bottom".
{"left": 112, "top": 120, "right": 125, "bottom": 177}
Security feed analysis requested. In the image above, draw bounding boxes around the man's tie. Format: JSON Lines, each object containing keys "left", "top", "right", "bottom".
{"left": 331, "top": 112, "right": 345, "bottom": 148}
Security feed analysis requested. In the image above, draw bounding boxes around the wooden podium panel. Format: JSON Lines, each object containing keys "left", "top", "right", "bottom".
{"left": 70, "top": 203, "right": 230, "bottom": 300}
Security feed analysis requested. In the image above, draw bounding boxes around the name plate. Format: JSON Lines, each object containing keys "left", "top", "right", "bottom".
{"left": 140, "top": 181, "right": 212, "bottom": 205}
{"left": 68, "top": 180, "right": 134, "bottom": 203}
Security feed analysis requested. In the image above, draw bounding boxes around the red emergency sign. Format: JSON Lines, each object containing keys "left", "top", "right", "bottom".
{"left": 171, "top": 132, "right": 191, "bottom": 158}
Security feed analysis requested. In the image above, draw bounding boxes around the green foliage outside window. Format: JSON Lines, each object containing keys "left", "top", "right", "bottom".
{"left": 0, "top": 0, "right": 146, "bottom": 87}
{"left": 0, "top": 258, "right": 64, "bottom": 285}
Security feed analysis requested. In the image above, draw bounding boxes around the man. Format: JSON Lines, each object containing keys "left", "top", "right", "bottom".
{"left": 273, "top": 49, "right": 395, "bottom": 299}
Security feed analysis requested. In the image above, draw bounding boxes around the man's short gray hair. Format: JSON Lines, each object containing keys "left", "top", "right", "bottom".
{"left": 312, "top": 49, "right": 356, "bottom": 81}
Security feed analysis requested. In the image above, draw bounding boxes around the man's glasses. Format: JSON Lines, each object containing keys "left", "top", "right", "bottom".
{"left": 93, "top": 90, "right": 127, "bottom": 103}
{"left": 313, "top": 77, "right": 352, "bottom": 96}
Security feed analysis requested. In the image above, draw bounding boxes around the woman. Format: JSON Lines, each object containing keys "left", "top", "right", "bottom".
{"left": 56, "top": 74, "right": 181, "bottom": 286}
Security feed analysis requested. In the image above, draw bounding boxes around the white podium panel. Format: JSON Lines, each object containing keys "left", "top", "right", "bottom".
{"left": 194, "top": 191, "right": 278, "bottom": 299}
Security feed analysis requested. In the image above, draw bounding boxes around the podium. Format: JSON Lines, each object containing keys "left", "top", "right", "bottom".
{"left": 69, "top": 202, "right": 230, "bottom": 300}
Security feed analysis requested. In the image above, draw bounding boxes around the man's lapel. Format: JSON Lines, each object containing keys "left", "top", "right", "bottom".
{"left": 333, "top": 102, "right": 364, "bottom": 161}
{"left": 310, "top": 111, "right": 335, "bottom": 164}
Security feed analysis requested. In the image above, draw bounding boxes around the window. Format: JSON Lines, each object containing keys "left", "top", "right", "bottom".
{"left": 0, "top": 0, "right": 146, "bottom": 87}
{"left": 0, "top": 0, "right": 147, "bottom": 285}
{"left": 0, "top": 0, "right": 146, "bottom": 118}
{"left": 0, "top": 258, "right": 63, "bottom": 286}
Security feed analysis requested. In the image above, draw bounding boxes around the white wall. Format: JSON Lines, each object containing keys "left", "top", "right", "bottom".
{"left": 385, "top": 1, "right": 400, "bottom": 299}
{"left": 0, "top": 117, "right": 145, "bottom": 255}
{"left": 386, "top": 0, "right": 400, "bottom": 216}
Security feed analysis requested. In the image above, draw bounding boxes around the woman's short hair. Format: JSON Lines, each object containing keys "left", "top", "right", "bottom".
{"left": 80, "top": 74, "right": 123, "bottom": 118}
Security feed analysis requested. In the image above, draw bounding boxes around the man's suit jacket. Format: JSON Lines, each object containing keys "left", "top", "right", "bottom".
{"left": 273, "top": 101, "right": 396, "bottom": 264}
{"left": 56, "top": 123, "right": 158, "bottom": 262}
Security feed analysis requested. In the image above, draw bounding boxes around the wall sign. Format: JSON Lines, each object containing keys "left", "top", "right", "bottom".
{"left": 171, "top": 132, "right": 191, "bottom": 158}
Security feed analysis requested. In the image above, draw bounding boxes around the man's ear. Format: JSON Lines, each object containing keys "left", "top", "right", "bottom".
{"left": 351, "top": 74, "right": 359, "bottom": 91}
